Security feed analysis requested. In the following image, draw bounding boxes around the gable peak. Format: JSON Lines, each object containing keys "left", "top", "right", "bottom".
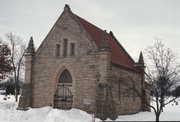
{"left": 64, "top": 4, "right": 70, "bottom": 10}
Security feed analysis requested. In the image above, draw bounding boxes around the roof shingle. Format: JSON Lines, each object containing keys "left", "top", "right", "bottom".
{"left": 75, "top": 15, "right": 138, "bottom": 71}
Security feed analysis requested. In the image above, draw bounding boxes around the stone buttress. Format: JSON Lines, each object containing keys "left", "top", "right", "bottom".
{"left": 95, "top": 31, "right": 117, "bottom": 120}
{"left": 18, "top": 37, "right": 35, "bottom": 110}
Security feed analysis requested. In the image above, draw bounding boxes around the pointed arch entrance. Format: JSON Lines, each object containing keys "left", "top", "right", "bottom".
{"left": 54, "top": 69, "right": 73, "bottom": 109}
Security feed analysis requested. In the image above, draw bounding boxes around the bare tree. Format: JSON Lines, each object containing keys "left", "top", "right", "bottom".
{"left": 145, "top": 40, "right": 180, "bottom": 121}
{"left": 5, "top": 32, "right": 26, "bottom": 102}
{"left": 111, "top": 40, "right": 180, "bottom": 122}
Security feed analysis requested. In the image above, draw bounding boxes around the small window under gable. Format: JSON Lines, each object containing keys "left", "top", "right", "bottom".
{"left": 70, "top": 43, "right": 75, "bottom": 55}
{"left": 56, "top": 44, "right": 60, "bottom": 56}
{"left": 63, "top": 39, "right": 68, "bottom": 56}
{"left": 118, "top": 80, "right": 122, "bottom": 103}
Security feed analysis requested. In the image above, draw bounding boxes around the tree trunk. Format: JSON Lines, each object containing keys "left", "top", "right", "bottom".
{"left": 15, "top": 81, "right": 18, "bottom": 102}
{"left": 156, "top": 113, "right": 160, "bottom": 122}
{"left": 15, "top": 64, "right": 20, "bottom": 102}
{"left": 13, "top": 67, "right": 18, "bottom": 102}
{"left": 14, "top": 74, "right": 18, "bottom": 102}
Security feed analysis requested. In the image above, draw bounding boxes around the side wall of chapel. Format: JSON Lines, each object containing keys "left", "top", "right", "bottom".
{"left": 110, "top": 64, "right": 142, "bottom": 115}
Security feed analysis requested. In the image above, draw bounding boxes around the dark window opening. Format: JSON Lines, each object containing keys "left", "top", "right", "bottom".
{"left": 70, "top": 43, "right": 75, "bottom": 55}
{"left": 118, "top": 80, "right": 121, "bottom": 103}
{"left": 63, "top": 39, "right": 68, "bottom": 56}
{"left": 59, "top": 70, "right": 72, "bottom": 83}
{"left": 132, "top": 82, "right": 135, "bottom": 102}
{"left": 56, "top": 44, "right": 60, "bottom": 56}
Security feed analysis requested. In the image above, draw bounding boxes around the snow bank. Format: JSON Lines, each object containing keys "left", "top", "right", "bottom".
{"left": 44, "top": 108, "right": 92, "bottom": 122}
{"left": 116, "top": 97, "right": 180, "bottom": 121}
{"left": 0, "top": 95, "right": 93, "bottom": 122}
{"left": 0, "top": 95, "right": 179, "bottom": 122}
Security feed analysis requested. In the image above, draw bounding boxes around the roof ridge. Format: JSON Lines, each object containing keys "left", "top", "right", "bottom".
{"left": 74, "top": 14, "right": 104, "bottom": 33}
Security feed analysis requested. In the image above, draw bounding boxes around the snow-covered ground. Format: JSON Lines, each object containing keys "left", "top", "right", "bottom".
{"left": 0, "top": 95, "right": 179, "bottom": 122}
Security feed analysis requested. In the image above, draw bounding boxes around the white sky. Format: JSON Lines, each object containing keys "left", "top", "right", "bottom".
{"left": 0, "top": 0, "right": 180, "bottom": 63}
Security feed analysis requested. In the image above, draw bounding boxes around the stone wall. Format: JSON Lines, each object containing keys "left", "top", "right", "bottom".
{"left": 24, "top": 5, "right": 149, "bottom": 116}
{"left": 30, "top": 8, "right": 100, "bottom": 113}
{"left": 110, "top": 64, "right": 142, "bottom": 115}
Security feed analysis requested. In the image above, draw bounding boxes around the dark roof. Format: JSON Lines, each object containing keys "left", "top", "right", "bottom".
{"left": 75, "top": 15, "right": 138, "bottom": 71}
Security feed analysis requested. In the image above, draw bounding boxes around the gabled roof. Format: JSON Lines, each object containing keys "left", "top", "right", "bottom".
{"left": 75, "top": 15, "right": 138, "bottom": 71}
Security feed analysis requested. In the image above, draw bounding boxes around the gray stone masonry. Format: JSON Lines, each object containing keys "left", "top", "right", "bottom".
{"left": 18, "top": 4, "right": 150, "bottom": 119}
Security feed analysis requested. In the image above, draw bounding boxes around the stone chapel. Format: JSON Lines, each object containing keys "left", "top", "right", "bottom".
{"left": 18, "top": 4, "right": 150, "bottom": 120}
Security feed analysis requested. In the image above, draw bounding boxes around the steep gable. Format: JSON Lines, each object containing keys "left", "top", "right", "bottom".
{"left": 75, "top": 15, "right": 138, "bottom": 71}
{"left": 35, "top": 5, "right": 98, "bottom": 57}
{"left": 35, "top": 4, "right": 138, "bottom": 71}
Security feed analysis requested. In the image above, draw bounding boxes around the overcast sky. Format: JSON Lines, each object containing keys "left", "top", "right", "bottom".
{"left": 0, "top": 0, "right": 180, "bottom": 63}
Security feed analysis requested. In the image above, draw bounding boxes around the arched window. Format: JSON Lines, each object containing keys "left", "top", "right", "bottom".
{"left": 59, "top": 70, "right": 72, "bottom": 83}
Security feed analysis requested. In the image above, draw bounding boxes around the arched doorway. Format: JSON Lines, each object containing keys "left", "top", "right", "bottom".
{"left": 54, "top": 69, "right": 73, "bottom": 109}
